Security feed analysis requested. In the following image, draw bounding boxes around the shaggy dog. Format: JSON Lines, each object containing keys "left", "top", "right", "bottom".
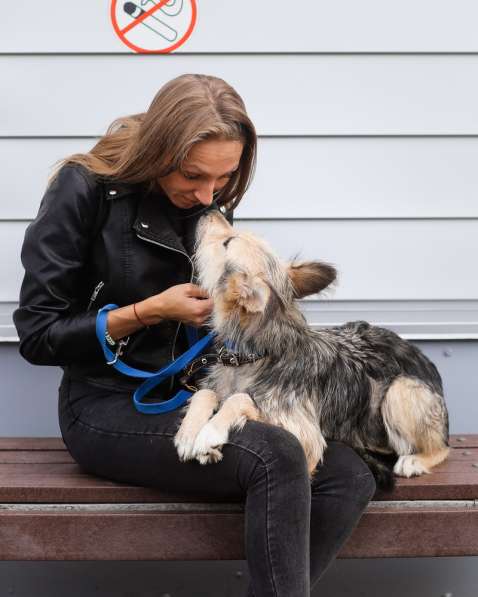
{"left": 174, "top": 211, "right": 449, "bottom": 489}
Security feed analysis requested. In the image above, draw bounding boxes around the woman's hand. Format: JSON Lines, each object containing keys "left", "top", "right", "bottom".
{"left": 142, "top": 283, "right": 214, "bottom": 327}
{"left": 106, "top": 284, "right": 214, "bottom": 342}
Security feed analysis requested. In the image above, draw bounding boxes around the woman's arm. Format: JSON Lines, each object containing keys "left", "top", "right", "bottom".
{"left": 13, "top": 165, "right": 110, "bottom": 366}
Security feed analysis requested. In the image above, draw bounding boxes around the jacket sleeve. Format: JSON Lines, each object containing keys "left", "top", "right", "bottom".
{"left": 13, "top": 165, "right": 105, "bottom": 366}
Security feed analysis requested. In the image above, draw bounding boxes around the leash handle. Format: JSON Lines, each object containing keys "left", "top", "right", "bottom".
{"left": 95, "top": 304, "right": 214, "bottom": 414}
{"left": 96, "top": 304, "right": 156, "bottom": 378}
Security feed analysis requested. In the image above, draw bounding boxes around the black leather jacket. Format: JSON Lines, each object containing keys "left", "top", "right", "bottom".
{"left": 13, "top": 164, "right": 223, "bottom": 393}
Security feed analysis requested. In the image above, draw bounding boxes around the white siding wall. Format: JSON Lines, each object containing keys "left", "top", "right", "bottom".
{"left": 1, "top": 0, "right": 477, "bottom": 340}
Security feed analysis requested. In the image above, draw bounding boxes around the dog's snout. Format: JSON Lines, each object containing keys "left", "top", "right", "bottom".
{"left": 210, "top": 209, "right": 232, "bottom": 227}
{"left": 197, "top": 209, "right": 232, "bottom": 240}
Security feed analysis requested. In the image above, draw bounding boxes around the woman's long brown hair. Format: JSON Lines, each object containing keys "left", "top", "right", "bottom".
{"left": 48, "top": 74, "right": 257, "bottom": 211}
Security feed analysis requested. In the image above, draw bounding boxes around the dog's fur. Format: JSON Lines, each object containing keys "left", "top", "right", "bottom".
{"left": 174, "top": 211, "right": 450, "bottom": 489}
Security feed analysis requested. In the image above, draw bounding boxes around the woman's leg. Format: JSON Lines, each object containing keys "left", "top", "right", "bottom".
{"left": 59, "top": 376, "right": 312, "bottom": 597}
{"left": 244, "top": 441, "right": 377, "bottom": 597}
{"left": 227, "top": 421, "right": 312, "bottom": 597}
{"left": 308, "top": 441, "right": 376, "bottom": 590}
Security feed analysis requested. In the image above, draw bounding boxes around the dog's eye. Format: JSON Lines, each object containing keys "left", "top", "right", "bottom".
{"left": 223, "top": 237, "right": 234, "bottom": 249}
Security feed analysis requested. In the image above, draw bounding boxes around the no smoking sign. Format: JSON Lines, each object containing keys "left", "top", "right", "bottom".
{"left": 110, "top": 0, "right": 197, "bottom": 53}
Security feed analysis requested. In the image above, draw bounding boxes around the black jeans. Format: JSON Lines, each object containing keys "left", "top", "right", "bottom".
{"left": 58, "top": 374, "right": 376, "bottom": 597}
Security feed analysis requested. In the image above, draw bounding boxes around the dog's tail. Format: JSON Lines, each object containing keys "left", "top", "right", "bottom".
{"left": 355, "top": 449, "right": 396, "bottom": 492}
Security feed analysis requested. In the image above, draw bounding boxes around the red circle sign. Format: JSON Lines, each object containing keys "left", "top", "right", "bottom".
{"left": 110, "top": 0, "right": 197, "bottom": 54}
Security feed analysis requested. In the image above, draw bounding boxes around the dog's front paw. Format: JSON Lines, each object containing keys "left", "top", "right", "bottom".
{"left": 173, "top": 426, "right": 198, "bottom": 462}
{"left": 192, "top": 422, "right": 229, "bottom": 465}
{"left": 393, "top": 454, "right": 429, "bottom": 477}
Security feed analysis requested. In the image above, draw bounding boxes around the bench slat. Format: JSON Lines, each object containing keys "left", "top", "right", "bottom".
{"left": 0, "top": 451, "right": 76, "bottom": 464}
{"left": 0, "top": 507, "right": 476, "bottom": 560}
{"left": 0, "top": 438, "right": 66, "bottom": 450}
{"left": 1, "top": 435, "right": 477, "bottom": 450}
{"left": 0, "top": 437, "right": 476, "bottom": 503}
{"left": 0, "top": 481, "right": 242, "bottom": 504}
{"left": 2, "top": 445, "right": 477, "bottom": 464}
{"left": 3, "top": 460, "right": 475, "bottom": 473}
{"left": 8, "top": 463, "right": 475, "bottom": 477}
{"left": 340, "top": 507, "right": 478, "bottom": 558}
{"left": 2, "top": 478, "right": 476, "bottom": 502}
{"left": 4, "top": 463, "right": 475, "bottom": 477}
{"left": 450, "top": 435, "right": 478, "bottom": 448}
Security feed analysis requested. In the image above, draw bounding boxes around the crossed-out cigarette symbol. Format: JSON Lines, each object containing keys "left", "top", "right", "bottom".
{"left": 123, "top": 0, "right": 184, "bottom": 42}
{"left": 111, "top": 0, "right": 196, "bottom": 53}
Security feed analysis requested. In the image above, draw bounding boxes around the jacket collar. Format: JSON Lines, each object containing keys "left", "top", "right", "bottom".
{"left": 101, "top": 178, "right": 140, "bottom": 201}
{"left": 133, "top": 190, "right": 220, "bottom": 256}
{"left": 100, "top": 176, "right": 221, "bottom": 255}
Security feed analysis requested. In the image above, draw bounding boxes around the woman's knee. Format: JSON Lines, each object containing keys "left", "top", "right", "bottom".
{"left": 313, "top": 440, "right": 377, "bottom": 503}
{"left": 228, "top": 420, "right": 310, "bottom": 480}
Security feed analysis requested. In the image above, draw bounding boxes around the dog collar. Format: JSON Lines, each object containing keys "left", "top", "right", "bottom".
{"left": 179, "top": 346, "right": 264, "bottom": 391}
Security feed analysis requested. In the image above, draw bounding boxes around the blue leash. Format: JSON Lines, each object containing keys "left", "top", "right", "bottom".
{"left": 95, "top": 304, "right": 215, "bottom": 414}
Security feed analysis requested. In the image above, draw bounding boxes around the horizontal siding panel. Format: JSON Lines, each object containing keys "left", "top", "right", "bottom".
{"left": 0, "top": 303, "right": 17, "bottom": 341}
{"left": 3, "top": 55, "right": 478, "bottom": 136}
{"left": 301, "top": 299, "right": 478, "bottom": 339}
{"left": 236, "top": 220, "right": 478, "bottom": 301}
{"left": 2, "top": 138, "right": 478, "bottom": 221}
{"left": 241, "top": 138, "right": 478, "bottom": 219}
{"left": 1, "top": 139, "right": 97, "bottom": 220}
{"left": 3, "top": 298, "right": 478, "bottom": 342}
{"left": 2, "top": 1, "right": 478, "bottom": 53}
{"left": 4, "top": 220, "right": 477, "bottom": 302}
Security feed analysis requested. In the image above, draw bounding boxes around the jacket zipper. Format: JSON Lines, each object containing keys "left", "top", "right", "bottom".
{"left": 87, "top": 279, "right": 133, "bottom": 357}
{"left": 135, "top": 232, "right": 195, "bottom": 364}
{"left": 87, "top": 280, "right": 105, "bottom": 311}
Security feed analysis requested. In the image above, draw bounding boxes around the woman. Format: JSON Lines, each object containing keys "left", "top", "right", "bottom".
{"left": 14, "top": 73, "right": 376, "bottom": 596}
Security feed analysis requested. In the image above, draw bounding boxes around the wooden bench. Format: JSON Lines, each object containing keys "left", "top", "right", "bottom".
{"left": 1, "top": 435, "right": 477, "bottom": 561}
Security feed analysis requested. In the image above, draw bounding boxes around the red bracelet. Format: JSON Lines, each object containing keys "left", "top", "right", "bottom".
{"left": 133, "top": 303, "right": 148, "bottom": 328}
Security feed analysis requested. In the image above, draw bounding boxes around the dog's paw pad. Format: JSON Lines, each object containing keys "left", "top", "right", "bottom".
{"left": 197, "top": 448, "right": 224, "bottom": 465}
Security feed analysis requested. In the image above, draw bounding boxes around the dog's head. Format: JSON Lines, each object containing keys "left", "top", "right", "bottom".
{"left": 195, "top": 210, "right": 337, "bottom": 330}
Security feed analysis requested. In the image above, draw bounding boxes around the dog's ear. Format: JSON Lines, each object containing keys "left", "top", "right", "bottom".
{"left": 224, "top": 271, "right": 270, "bottom": 314}
{"left": 287, "top": 261, "right": 337, "bottom": 299}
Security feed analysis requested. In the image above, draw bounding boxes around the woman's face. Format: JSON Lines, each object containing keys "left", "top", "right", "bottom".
{"left": 157, "top": 138, "right": 244, "bottom": 209}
